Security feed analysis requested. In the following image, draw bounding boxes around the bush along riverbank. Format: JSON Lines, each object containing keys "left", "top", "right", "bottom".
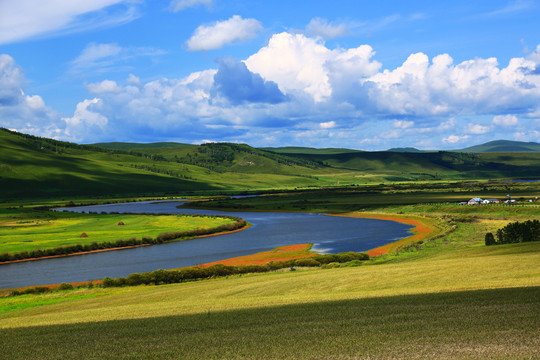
{"left": 0, "top": 214, "right": 247, "bottom": 263}
{"left": 102, "top": 252, "right": 369, "bottom": 288}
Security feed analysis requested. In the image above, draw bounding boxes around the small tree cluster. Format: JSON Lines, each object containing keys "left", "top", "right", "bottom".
{"left": 485, "top": 220, "right": 540, "bottom": 246}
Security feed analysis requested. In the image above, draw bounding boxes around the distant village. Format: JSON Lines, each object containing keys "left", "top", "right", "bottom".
{"left": 460, "top": 195, "right": 539, "bottom": 205}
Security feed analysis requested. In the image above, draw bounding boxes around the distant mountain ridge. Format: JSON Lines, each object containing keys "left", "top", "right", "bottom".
{"left": 453, "top": 140, "right": 540, "bottom": 153}
{"left": 386, "top": 147, "right": 425, "bottom": 153}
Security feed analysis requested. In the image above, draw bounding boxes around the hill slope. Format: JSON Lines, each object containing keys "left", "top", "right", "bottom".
{"left": 0, "top": 129, "right": 328, "bottom": 198}
{"left": 455, "top": 140, "right": 540, "bottom": 153}
{"left": 3, "top": 128, "right": 540, "bottom": 198}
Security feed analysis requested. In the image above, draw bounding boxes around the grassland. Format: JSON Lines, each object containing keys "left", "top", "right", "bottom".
{"left": 1, "top": 239, "right": 538, "bottom": 359}
{"left": 1, "top": 195, "right": 539, "bottom": 359}
{"left": 0, "top": 207, "right": 238, "bottom": 255}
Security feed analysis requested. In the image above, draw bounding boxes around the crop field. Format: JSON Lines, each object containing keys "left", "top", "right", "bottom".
{"left": 0, "top": 208, "right": 237, "bottom": 254}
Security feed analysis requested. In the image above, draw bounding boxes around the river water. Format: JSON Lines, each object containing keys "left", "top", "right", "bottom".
{"left": 0, "top": 201, "right": 413, "bottom": 289}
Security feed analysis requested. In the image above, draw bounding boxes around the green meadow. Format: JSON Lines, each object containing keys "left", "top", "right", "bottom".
{"left": 0, "top": 207, "right": 237, "bottom": 254}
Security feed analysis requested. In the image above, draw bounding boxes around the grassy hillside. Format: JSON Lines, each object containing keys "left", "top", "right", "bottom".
{"left": 456, "top": 139, "right": 540, "bottom": 152}
{"left": 91, "top": 142, "right": 190, "bottom": 150}
{"left": 386, "top": 147, "right": 425, "bottom": 152}
{"left": 3, "top": 128, "right": 540, "bottom": 199}
{"left": 267, "top": 150, "right": 540, "bottom": 181}
{"left": 260, "top": 146, "right": 363, "bottom": 155}
{"left": 0, "top": 129, "right": 329, "bottom": 199}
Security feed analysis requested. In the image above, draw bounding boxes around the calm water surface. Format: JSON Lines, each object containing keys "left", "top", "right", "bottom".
{"left": 0, "top": 201, "right": 413, "bottom": 289}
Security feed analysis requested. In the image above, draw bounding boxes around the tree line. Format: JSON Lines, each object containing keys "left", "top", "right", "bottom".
{"left": 485, "top": 219, "right": 539, "bottom": 245}
{"left": 103, "top": 251, "right": 370, "bottom": 287}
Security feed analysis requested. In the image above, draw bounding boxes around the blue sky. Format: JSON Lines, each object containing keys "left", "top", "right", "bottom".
{"left": 1, "top": 0, "right": 539, "bottom": 150}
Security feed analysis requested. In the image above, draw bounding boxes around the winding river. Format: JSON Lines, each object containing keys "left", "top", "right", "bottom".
{"left": 0, "top": 201, "right": 413, "bottom": 289}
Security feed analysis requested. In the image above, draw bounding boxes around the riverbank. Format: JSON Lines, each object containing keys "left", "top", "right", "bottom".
{"left": 333, "top": 212, "right": 439, "bottom": 257}
{"left": 196, "top": 244, "right": 314, "bottom": 268}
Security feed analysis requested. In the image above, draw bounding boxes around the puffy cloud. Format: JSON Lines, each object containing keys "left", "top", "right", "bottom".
{"left": 186, "top": 15, "right": 263, "bottom": 51}
{"left": 4, "top": 32, "right": 540, "bottom": 149}
{"left": 87, "top": 80, "right": 122, "bottom": 93}
{"left": 0, "top": 54, "right": 24, "bottom": 106}
{"left": 442, "top": 135, "right": 469, "bottom": 144}
{"left": 62, "top": 98, "right": 107, "bottom": 128}
{"left": 320, "top": 121, "right": 336, "bottom": 129}
{"left": 393, "top": 120, "right": 414, "bottom": 129}
{"left": 364, "top": 51, "right": 540, "bottom": 117}
{"left": 169, "top": 0, "right": 213, "bottom": 12}
{"left": 245, "top": 32, "right": 381, "bottom": 102}
{"left": 0, "top": 54, "right": 59, "bottom": 136}
{"left": 212, "top": 57, "right": 286, "bottom": 105}
{"left": 0, "top": 0, "right": 138, "bottom": 45}
{"left": 493, "top": 114, "right": 519, "bottom": 127}
{"left": 306, "top": 18, "right": 350, "bottom": 39}
{"left": 465, "top": 123, "right": 491, "bottom": 134}
{"left": 513, "top": 130, "right": 540, "bottom": 142}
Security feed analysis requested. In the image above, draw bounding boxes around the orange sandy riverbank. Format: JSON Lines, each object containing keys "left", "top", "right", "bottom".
{"left": 335, "top": 212, "right": 437, "bottom": 257}
{"left": 197, "top": 243, "right": 315, "bottom": 268}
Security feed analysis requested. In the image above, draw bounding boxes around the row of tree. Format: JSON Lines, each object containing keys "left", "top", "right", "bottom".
{"left": 102, "top": 252, "right": 370, "bottom": 287}
{"left": 0, "top": 216, "right": 246, "bottom": 263}
{"left": 485, "top": 220, "right": 540, "bottom": 245}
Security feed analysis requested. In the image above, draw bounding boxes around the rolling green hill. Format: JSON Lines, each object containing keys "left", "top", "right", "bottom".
{"left": 0, "top": 129, "right": 329, "bottom": 199}
{"left": 91, "top": 142, "right": 191, "bottom": 150}
{"left": 387, "top": 147, "right": 425, "bottom": 153}
{"left": 260, "top": 146, "right": 363, "bottom": 155}
{"left": 455, "top": 140, "right": 540, "bottom": 153}
{"left": 2, "top": 128, "right": 540, "bottom": 199}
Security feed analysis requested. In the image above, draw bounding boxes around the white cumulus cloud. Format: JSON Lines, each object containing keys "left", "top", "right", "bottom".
{"left": 186, "top": 15, "right": 263, "bottom": 51}
{"left": 442, "top": 135, "right": 469, "bottom": 144}
{"left": 493, "top": 114, "right": 519, "bottom": 127}
{"left": 245, "top": 32, "right": 381, "bottom": 102}
{"left": 465, "top": 123, "right": 491, "bottom": 134}
{"left": 320, "top": 121, "right": 336, "bottom": 129}
{"left": 393, "top": 120, "right": 414, "bottom": 129}
{"left": 0, "top": 54, "right": 59, "bottom": 136}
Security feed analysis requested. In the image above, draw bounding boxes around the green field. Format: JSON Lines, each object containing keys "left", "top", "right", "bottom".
{"left": 0, "top": 207, "right": 237, "bottom": 254}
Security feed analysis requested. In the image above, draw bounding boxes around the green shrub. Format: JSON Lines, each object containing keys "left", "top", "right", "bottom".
{"left": 59, "top": 283, "right": 74, "bottom": 290}
{"left": 294, "top": 258, "right": 321, "bottom": 267}
{"left": 485, "top": 232, "right": 496, "bottom": 246}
